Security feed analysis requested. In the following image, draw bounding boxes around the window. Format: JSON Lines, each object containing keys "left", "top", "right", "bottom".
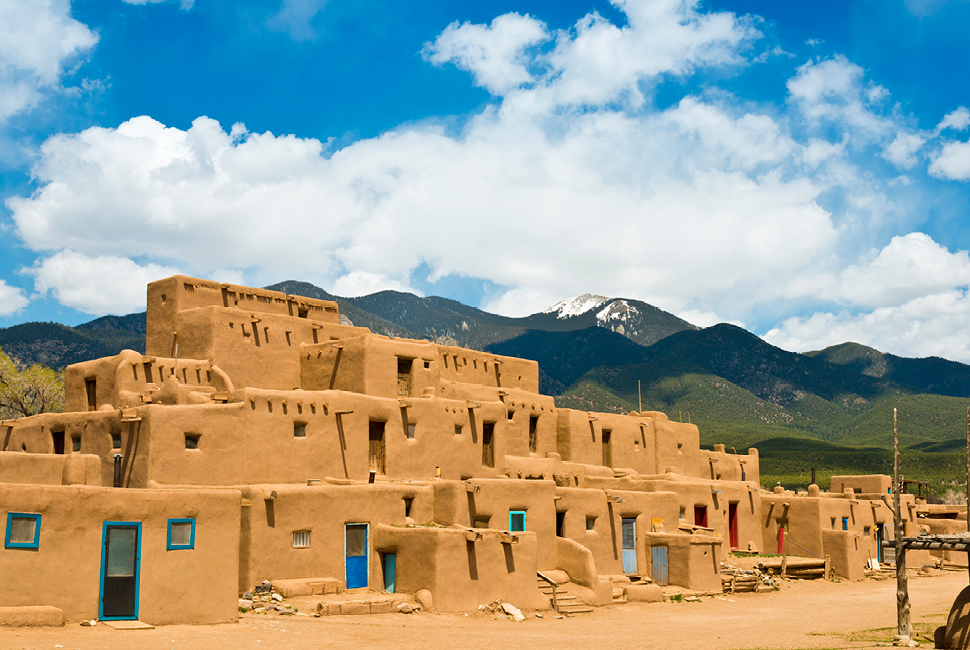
{"left": 403, "top": 497, "right": 414, "bottom": 518}
{"left": 294, "top": 423, "right": 307, "bottom": 438}
{"left": 586, "top": 516, "right": 596, "bottom": 531}
{"left": 507, "top": 410, "right": 514, "bottom": 421}
{"left": 556, "top": 511, "right": 566, "bottom": 537}
{"left": 72, "top": 435, "right": 81, "bottom": 452}
{"left": 369, "top": 422, "right": 386, "bottom": 475}
{"left": 602, "top": 430, "right": 612, "bottom": 468}
{"left": 292, "top": 530, "right": 311, "bottom": 548}
{"left": 167, "top": 518, "right": 196, "bottom": 550}
{"left": 5, "top": 513, "right": 41, "bottom": 549}
{"left": 864, "top": 526, "right": 871, "bottom": 537}
{"left": 694, "top": 505, "right": 708, "bottom": 528}
{"left": 397, "top": 358, "right": 412, "bottom": 396}
{"left": 51, "top": 429, "right": 64, "bottom": 455}
{"left": 509, "top": 511, "right": 526, "bottom": 532}
{"left": 454, "top": 425, "right": 463, "bottom": 435}
{"left": 482, "top": 423, "right": 495, "bottom": 468}
{"left": 184, "top": 434, "right": 200, "bottom": 450}
{"left": 112, "top": 432, "right": 122, "bottom": 449}
{"left": 406, "top": 424, "right": 416, "bottom": 439}
{"left": 528, "top": 416, "right": 538, "bottom": 453}
{"left": 85, "top": 378, "right": 97, "bottom": 411}
{"left": 842, "top": 517, "right": 849, "bottom": 531}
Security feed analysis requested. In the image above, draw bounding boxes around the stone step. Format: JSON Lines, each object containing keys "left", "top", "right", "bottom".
{"left": 558, "top": 604, "right": 594, "bottom": 615}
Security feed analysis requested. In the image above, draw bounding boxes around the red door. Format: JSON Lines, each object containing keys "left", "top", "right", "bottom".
{"left": 729, "top": 503, "right": 739, "bottom": 549}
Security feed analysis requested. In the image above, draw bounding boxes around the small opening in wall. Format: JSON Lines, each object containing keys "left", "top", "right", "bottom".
{"left": 294, "top": 423, "right": 307, "bottom": 438}
{"left": 196, "top": 369, "right": 201, "bottom": 384}
{"left": 72, "top": 435, "right": 81, "bottom": 452}
{"left": 473, "top": 517, "right": 490, "bottom": 529}
{"left": 185, "top": 433, "right": 201, "bottom": 450}
{"left": 111, "top": 433, "right": 122, "bottom": 449}
{"left": 406, "top": 424, "right": 416, "bottom": 439}
{"left": 403, "top": 497, "right": 414, "bottom": 517}
{"left": 507, "top": 410, "right": 514, "bottom": 421}
{"left": 556, "top": 511, "right": 566, "bottom": 537}
{"left": 423, "top": 360, "right": 430, "bottom": 369}
{"left": 51, "top": 429, "right": 64, "bottom": 455}
{"left": 298, "top": 307, "right": 309, "bottom": 318}
{"left": 586, "top": 516, "right": 596, "bottom": 531}
{"left": 292, "top": 530, "right": 311, "bottom": 548}
{"left": 454, "top": 425, "right": 462, "bottom": 435}
{"left": 161, "top": 294, "right": 167, "bottom": 303}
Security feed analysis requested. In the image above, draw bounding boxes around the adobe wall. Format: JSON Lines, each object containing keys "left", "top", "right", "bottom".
{"left": 0, "top": 452, "right": 100, "bottom": 486}
{"left": 437, "top": 344, "right": 539, "bottom": 393}
{"left": 645, "top": 531, "right": 722, "bottom": 592}
{"left": 65, "top": 350, "right": 231, "bottom": 412}
{"left": 146, "top": 276, "right": 339, "bottom": 356}
{"left": 373, "top": 524, "right": 546, "bottom": 612}
{"left": 0, "top": 483, "right": 240, "bottom": 624}
{"left": 830, "top": 475, "right": 892, "bottom": 496}
{"left": 237, "top": 483, "right": 434, "bottom": 592}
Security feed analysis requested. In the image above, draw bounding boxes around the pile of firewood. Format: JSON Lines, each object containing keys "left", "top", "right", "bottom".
{"left": 755, "top": 556, "right": 830, "bottom": 580}
{"left": 720, "top": 564, "right": 776, "bottom": 593}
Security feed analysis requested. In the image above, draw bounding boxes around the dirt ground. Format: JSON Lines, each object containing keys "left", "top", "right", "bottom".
{"left": 3, "top": 571, "right": 968, "bottom": 650}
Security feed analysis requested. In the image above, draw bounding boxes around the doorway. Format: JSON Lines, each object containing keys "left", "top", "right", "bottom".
{"left": 728, "top": 502, "right": 739, "bottom": 549}
{"left": 694, "top": 505, "right": 708, "bottom": 528}
{"left": 621, "top": 518, "right": 636, "bottom": 575}
{"left": 651, "top": 546, "right": 668, "bottom": 585}
{"left": 99, "top": 522, "right": 141, "bottom": 620}
{"left": 345, "top": 524, "right": 368, "bottom": 589}
{"left": 368, "top": 422, "right": 385, "bottom": 475}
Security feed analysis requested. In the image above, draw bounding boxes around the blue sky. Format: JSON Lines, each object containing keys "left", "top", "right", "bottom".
{"left": 2, "top": 0, "right": 970, "bottom": 361}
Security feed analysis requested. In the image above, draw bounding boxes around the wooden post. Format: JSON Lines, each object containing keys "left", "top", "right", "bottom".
{"left": 638, "top": 380, "right": 642, "bottom": 413}
{"left": 965, "top": 406, "right": 969, "bottom": 582}
{"left": 894, "top": 407, "right": 913, "bottom": 644}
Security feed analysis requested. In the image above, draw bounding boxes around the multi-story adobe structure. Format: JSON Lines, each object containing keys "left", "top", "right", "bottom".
{"left": 0, "top": 275, "right": 914, "bottom": 626}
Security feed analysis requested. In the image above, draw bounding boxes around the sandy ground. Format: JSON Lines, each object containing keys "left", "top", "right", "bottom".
{"left": 3, "top": 571, "right": 969, "bottom": 650}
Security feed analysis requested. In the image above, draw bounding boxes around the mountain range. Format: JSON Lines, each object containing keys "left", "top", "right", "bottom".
{"left": 4, "top": 281, "right": 970, "bottom": 489}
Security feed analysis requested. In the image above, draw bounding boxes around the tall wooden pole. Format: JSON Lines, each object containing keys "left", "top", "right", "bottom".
{"left": 894, "top": 407, "right": 912, "bottom": 644}
{"left": 966, "top": 407, "right": 969, "bottom": 583}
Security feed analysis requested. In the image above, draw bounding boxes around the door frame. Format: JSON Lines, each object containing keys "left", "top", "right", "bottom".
{"left": 621, "top": 517, "right": 637, "bottom": 575}
{"left": 344, "top": 523, "right": 370, "bottom": 589}
{"left": 98, "top": 521, "right": 142, "bottom": 621}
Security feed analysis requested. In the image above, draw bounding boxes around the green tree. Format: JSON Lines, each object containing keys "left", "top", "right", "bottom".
{"left": 0, "top": 347, "right": 64, "bottom": 419}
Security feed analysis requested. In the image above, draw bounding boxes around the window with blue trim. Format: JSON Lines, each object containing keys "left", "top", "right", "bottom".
{"left": 167, "top": 518, "right": 196, "bottom": 550}
{"left": 5, "top": 513, "right": 41, "bottom": 549}
{"left": 509, "top": 510, "right": 526, "bottom": 532}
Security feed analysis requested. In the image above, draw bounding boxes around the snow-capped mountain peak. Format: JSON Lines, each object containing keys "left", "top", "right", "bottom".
{"left": 596, "top": 300, "right": 638, "bottom": 323}
{"left": 543, "top": 294, "right": 610, "bottom": 319}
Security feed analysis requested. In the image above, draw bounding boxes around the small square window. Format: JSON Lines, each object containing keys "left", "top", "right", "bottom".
{"left": 406, "top": 424, "right": 416, "bottom": 439}
{"left": 167, "top": 518, "right": 195, "bottom": 550}
{"left": 5, "top": 513, "right": 41, "bottom": 549}
{"left": 509, "top": 510, "right": 526, "bottom": 532}
{"left": 423, "top": 361, "right": 430, "bottom": 369}
{"left": 292, "top": 530, "right": 311, "bottom": 548}
{"left": 586, "top": 516, "right": 596, "bottom": 531}
{"left": 111, "top": 433, "right": 122, "bottom": 449}
{"left": 294, "top": 423, "right": 307, "bottom": 438}
{"left": 864, "top": 526, "right": 871, "bottom": 537}
{"left": 184, "top": 434, "right": 200, "bottom": 450}
{"left": 454, "top": 425, "right": 462, "bottom": 435}
{"left": 507, "top": 410, "right": 514, "bottom": 421}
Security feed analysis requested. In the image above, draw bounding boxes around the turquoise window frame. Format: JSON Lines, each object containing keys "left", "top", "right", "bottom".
{"left": 5, "top": 512, "right": 41, "bottom": 549}
{"left": 166, "top": 518, "right": 196, "bottom": 550}
{"left": 509, "top": 510, "right": 526, "bottom": 532}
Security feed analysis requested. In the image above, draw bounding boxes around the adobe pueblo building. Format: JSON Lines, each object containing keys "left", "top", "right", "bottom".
{"left": 0, "top": 276, "right": 924, "bottom": 625}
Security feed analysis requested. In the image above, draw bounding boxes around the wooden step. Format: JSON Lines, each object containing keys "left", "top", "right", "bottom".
{"left": 558, "top": 604, "right": 594, "bottom": 615}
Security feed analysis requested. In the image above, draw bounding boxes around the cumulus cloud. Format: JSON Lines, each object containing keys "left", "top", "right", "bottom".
{"left": 764, "top": 290, "right": 970, "bottom": 362}
{"left": 28, "top": 250, "right": 179, "bottom": 315}
{"left": 930, "top": 139, "right": 970, "bottom": 180}
{"left": 937, "top": 107, "right": 970, "bottom": 133}
{"left": 786, "top": 233, "right": 970, "bottom": 308}
{"left": 0, "top": 280, "right": 29, "bottom": 316}
{"left": 881, "top": 132, "right": 925, "bottom": 169}
{"left": 423, "top": 13, "right": 548, "bottom": 96}
{"left": 0, "top": 0, "right": 99, "bottom": 121}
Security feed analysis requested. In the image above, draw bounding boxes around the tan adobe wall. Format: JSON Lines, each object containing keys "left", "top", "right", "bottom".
{"left": 830, "top": 474, "right": 892, "bottom": 496}
{"left": 373, "top": 524, "right": 545, "bottom": 612}
{"left": 237, "top": 483, "right": 434, "bottom": 592}
{"left": 65, "top": 350, "right": 231, "bottom": 412}
{"left": 0, "top": 452, "right": 100, "bottom": 486}
{"left": 146, "top": 276, "right": 339, "bottom": 357}
{"left": 0, "top": 483, "right": 240, "bottom": 624}
{"left": 436, "top": 344, "right": 539, "bottom": 393}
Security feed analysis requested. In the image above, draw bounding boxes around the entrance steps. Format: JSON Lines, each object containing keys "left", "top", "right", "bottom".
{"left": 535, "top": 575, "right": 593, "bottom": 615}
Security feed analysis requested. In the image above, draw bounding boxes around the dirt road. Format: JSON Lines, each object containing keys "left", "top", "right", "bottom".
{"left": 2, "top": 571, "right": 967, "bottom": 650}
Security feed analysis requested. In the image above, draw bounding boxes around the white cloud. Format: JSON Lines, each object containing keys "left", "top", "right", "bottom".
{"left": 881, "top": 132, "right": 925, "bottom": 169}
{"left": 122, "top": 0, "right": 194, "bottom": 9}
{"left": 28, "top": 250, "right": 178, "bottom": 315}
{"left": 677, "top": 309, "right": 743, "bottom": 329}
{"left": 785, "top": 233, "right": 970, "bottom": 308}
{"left": 423, "top": 13, "right": 548, "bottom": 96}
{"left": 930, "top": 139, "right": 970, "bottom": 180}
{"left": 764, "top": 290, "right": 970, "bottom": 362}
{"left": 0, "top": 0, "right": 99, "bottom": 121}
{"left": 937, "top": 107, "right": 970, "bottom": 132}
{"left": 267, "top": 0, "right": 328, "bottom": 41}
{"left": 0, "top": 280, "right": 29, "bottom": 316}
{"left": 787, "top": 55, "right": 893, "bottom": 140}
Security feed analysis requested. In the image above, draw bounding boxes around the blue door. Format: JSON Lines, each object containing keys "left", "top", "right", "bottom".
{"left": 651, "top": 546, "right": 669, "bottom": 586}
{"left": 99, "top": 522, "right": 141, "bottom": 620}
{"left": 621, "top": 518, "right": 636, "bottom": 575}
{"left": 345, "top": 524, "right": 368, "bottom": 589}
{"left": 876, "top": 524, "right": 884, "bottom": 563}
{"left": 382, "top": 553, "right": 396, "bottom": 593}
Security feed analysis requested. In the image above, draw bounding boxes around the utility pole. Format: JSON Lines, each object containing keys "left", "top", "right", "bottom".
{"left": 638, "top": 380, "right": 642, "bottom": 413}
{"left": 894, "top": 407, "right": 913, "bottom": 645}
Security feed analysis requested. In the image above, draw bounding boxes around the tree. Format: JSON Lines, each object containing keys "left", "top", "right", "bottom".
{"left": 0, "top": 347, "right": 64, "bottom": 420}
